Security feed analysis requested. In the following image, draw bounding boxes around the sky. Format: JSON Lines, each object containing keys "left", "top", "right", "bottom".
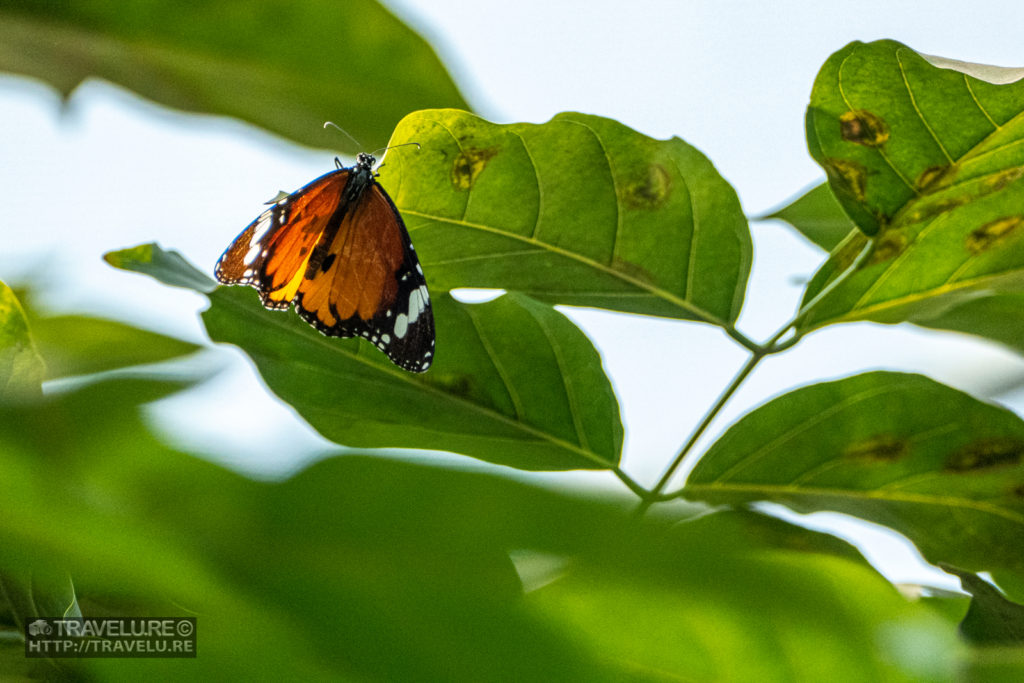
{"left": 3, "top": 0, "right": 1024, "bottom": 586}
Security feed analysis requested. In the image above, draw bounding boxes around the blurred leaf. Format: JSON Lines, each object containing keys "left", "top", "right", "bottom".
{"left": 685, "top": 372, "right": 1024, "bottom": 576}
{"left": 103, "top": 243, "right": 216, "bottom": 292}
{"left": 941, "top": 565, "right": 1024, "bottom": 646}
{"left": 530, "top": 553, "right": 956, "bottom": 682}
{"left": 992, "top": 571, "right": 1024, "bottom": 605}
{"left": 0, "top": 281, "right": 44, "bottom": 400}
{"left": 0, "top": 372, "right": 960, "bottom": 679}
{"left": 106, "top": 243, "right": 625, "bottom": 471}
{"left": 760, "top": 182, "right": 856, "bottom": 251}
{"left": 799, "top": 41, "right": 1024, "bottom": 333}
{"left": 0, "top": 0, "right": 469, "bottom": 152}
{"left": 29, "top": 314, "right": 201, "bottom": 380}
{"left": 381, "top": 110, "right": 752, "bottom": 325}
{"left": 912, "top": 293, "right": 1024, "bottom": 355}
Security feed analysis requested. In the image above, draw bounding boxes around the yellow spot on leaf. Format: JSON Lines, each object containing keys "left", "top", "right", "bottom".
{"left": 839, "top": 110, "right": 890, "bottom": 147}
{"left": 823, "top": 158, "right": 867, "bottom": 202}
{"left": 451, "top": 147, "right": 499, "bottom": 191}
{"left": 844, "top": 434, "right": 908, "bottom": 462}
{"left": 915, "top": 165, "right": 954, "bottom": 192}
{"left": 867, "top": 230, "right": 906, "bottom": 265}
{"left": 966, "top": 215, "right": 1024, "bottom": 254}
{"left": 945, "top": 438, "right": 1024, "bottom": 472}
{"left": 623, "top": 164, "right": 672, "bottom": 209}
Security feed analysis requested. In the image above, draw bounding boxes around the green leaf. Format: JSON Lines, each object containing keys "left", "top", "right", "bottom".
{"left": 0, "top": 281, "right": 44, "bottom": 400}
{"left": 941, "top": 565, "right": 1024, "bottom": 646}
{"left": 912, "top": 293, "right": 1024, "bottom": 355}
{"left": 106, "top": 242, "right": 624, "bottom": 470}
{"left": 205, "top": 288, "right": 623, "bottom": 470}
{"left": 684, "top": 372, "right": 1024, "bottom": 576}
{"left": 760, "top": 182, "right": 857, "bottom": 251}
{"left": 103, "top": 243, "right": 217, "bottom": 292}
{"left": 799, "top": 41, "right": 1024, "bottom": 332}
{"left": 0, "top": 0, "right": 469, "bottom": 152}
{"left": 380, "top": 110, "right": 752, "bottom": 325}
{"left": 28, "top": 314, "right": 201, "bottom": 380}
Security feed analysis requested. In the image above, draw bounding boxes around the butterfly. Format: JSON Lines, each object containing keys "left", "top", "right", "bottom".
{"left": 215, "top": 151, "right": 434, "bottom": 372}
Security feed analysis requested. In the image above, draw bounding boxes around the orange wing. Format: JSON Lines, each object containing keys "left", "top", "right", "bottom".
{"left": 215, "top": 169, "right": 349, "bottom": 309}
{"left": 215, "top": 158, "right": 434, "bottom": 373}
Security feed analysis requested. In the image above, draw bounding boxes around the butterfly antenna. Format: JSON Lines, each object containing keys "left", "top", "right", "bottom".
{"left": 323, "top": 121, "right": 362, "bottom": 150}
{"left": 372, "top": 141, "right": 421, "bottom": 157}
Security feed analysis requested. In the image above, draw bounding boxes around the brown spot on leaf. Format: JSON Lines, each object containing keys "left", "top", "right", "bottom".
{"left": 903, "top": 196, "right": 969, "bottom": 225}
{"left": 867, "top": 230, "right": 906, "bottom": 264}
{"left": 623, "top": 164, "right": 672, "bottom": 209}
{"left": 611, "top": 257, "right": 655, "bottom": 284}
{"left": 845, "top": 434, "right": 909, "bottom": 462}
{"left": 823, "top": 158, "right": 868, "bottom": 202}
{"left": 983, "top": 166, "right": 1024, "bottom": 193}
{"left": 966, "top": 215, "right": 1024, "bottom": 254}
{"left": 426, "top": 372, "right": 473, "bottom": 397}
{"left": 915, "top": 165, "right": 955, "bottom": 192}
{"left": 1008, "top": 483, "right": 1024, "bottom": 499}
{"left": 945, "top": 438, "right": 1024, "bottom": 472}
{"left": 451, "top": 147, "right": 499, "bottom": 191}
{"left": 840, "top": 110, "right": 890, "bottom": 147}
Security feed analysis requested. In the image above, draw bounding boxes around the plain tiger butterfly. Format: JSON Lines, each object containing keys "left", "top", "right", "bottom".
{"left": 215, "top": 150, "right": 434, "bottom": 372}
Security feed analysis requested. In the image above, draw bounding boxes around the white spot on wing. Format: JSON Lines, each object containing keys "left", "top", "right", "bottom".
{"left": 394, "top": 313, "right": 409, "bottom": 339}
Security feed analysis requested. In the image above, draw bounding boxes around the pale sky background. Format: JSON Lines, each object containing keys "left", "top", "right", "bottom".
{"left": 3, "top": 0, "right": 1024, "bottom": 587}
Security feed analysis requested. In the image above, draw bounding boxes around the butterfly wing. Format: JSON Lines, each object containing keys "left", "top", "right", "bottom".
{"left": 216, "top": 168, "right": 434, "bottom": 373}
{"left": 215, "top": 169, "right": 349, "bottom": 309}
{"left": 293, "top": 180, "right": 434, "bottom": 373}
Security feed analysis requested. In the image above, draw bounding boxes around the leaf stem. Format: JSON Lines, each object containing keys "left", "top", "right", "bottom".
{"left": 635, "top": 347, "right": 765, "bottom": 516}
{"left": 635, "top": 234, "right": 876, "bottom": 515}
{"left": 612, "top": 466, "right": 650, "bottom": 498}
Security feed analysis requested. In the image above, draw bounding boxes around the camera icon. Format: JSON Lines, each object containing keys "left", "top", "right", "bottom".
{"left": 27, "top": 619, "right": 52, "bottom": 636}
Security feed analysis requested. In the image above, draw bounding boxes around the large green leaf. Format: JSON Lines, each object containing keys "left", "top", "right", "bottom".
{"left": 0, "top": 281, "right": 43, "bottom": 400}
{"left": 0, "top": 0, "right": 469, "bottom": 151}
{"left": 684, "top": 372, "right": 1024, "bottom": 576}
{"left": 799, "top": 41, "right": 1024, "bottom": 332}
{"left": 106, "top": 243, "right": 624, "bottom": 471}
{"left": 0, "top": 372, "right": 960, "bottom": 679}
{"left": 204, "top": 288, "right": 623, "bottom": 471}
{"left": 379, "top": 110, "right": 752, "bottom": 326}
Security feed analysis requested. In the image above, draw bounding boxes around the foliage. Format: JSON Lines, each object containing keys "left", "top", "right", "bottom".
{"left": 2, "top": 6, "right": 1024, "bottom": 679}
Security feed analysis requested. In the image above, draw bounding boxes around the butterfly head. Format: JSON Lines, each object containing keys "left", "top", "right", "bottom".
{"left": 356, "top": 152, "right": 377, "bottom": 170}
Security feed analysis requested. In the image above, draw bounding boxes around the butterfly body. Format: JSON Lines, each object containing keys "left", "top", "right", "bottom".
{"left": 215, "top": 153, "right": 434, "bottom": 372}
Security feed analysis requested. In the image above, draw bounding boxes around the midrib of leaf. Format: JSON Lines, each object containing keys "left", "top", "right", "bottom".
{"left": 403, "top": 210, "right": 729, "bottom": 326}
{"left": 819, "top": 265, "right": 1024, "bottom": 325}
{"left": 215, "top": 291, "right": 616, "bottom": 468}
{"left": 683, "top": 481, "right": 1024, "bottom": 526}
